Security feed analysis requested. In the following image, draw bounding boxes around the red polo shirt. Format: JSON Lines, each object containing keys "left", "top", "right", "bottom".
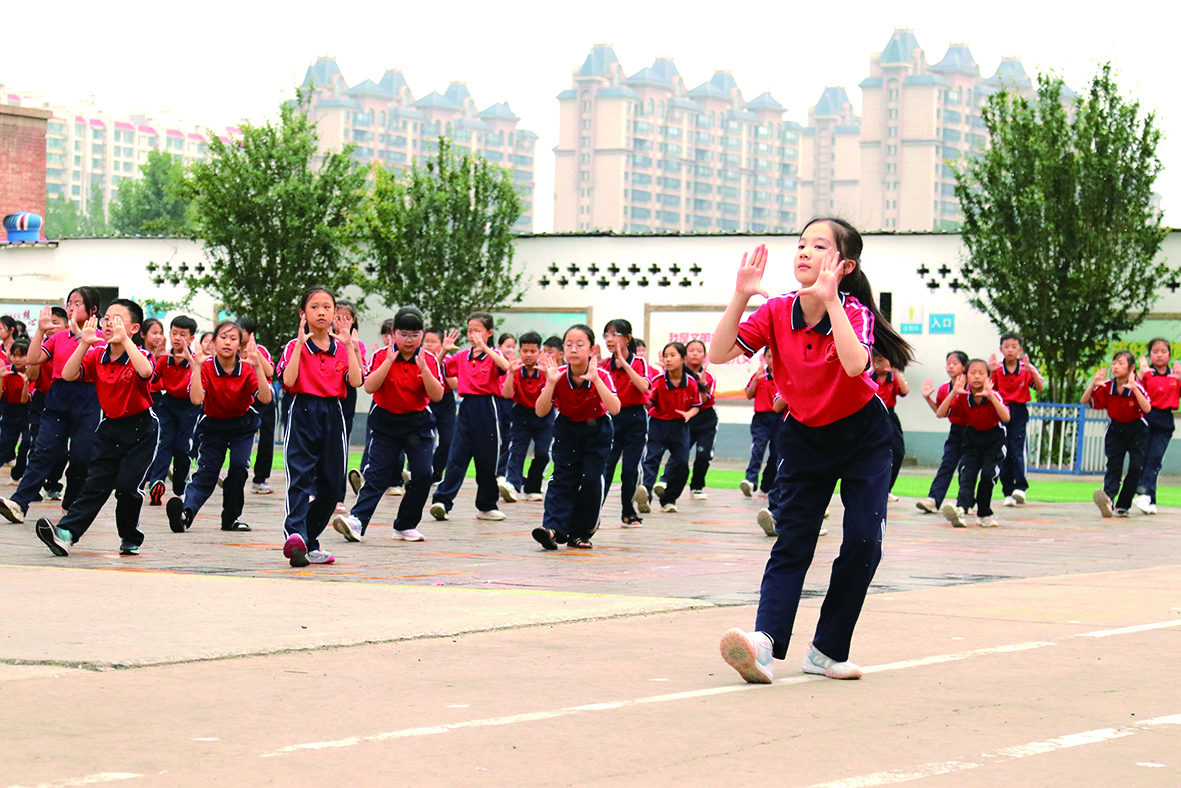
{"left": 551, "top": 366, "right": 616, "bottom": 421}
{"left": 369, "top": 347, "right": 441, "bottom": 414}
{"left": 600, "top": 353, "right": 653, "bottom": 409}
{"left": 43, "top": 330, "right": 106, "bottom": 381}
{"left": 3, "top": 367, "right": 28, "bottom": 405}
{"left": 30, "top": 357, "right": 53, "bottom": 395}
{"left": 991, "top": 362, "right": 1037, "bottom": 404}
{"left": 241, "top": 344, "right": 275, "bottom": 384}
{"left": 736, "top": 291, "right": 877, "bottom": 428}
{"left": 1091, "top": 379, "right": 1148, "bottom": 424}
{"left": 693, "top": 368, "right": 717, "bottom": 410}
{"left": 947, "top": 392, "right": 1004, "bottom": 432}
{"left": 80, "top": 344, "right": 154, "bottom": 419}
{"left": 938, "top": 381, "right": 969, "bottom": 426}
{"left": 1140, "top": 370, "right": 1180, "bottom": 410}
{"left": 445, "top": 349, "right": 503, "bottom": 397}
{"left": 648, "top": 372, "right": 703, "bottom": 421}
{"left": 875, "top": 371, "right": 900, "bottom": 408}
{"left": 748, "top": 371, "right": 778, "bottom": 413}
{"left": 278, "top": 337, "right": 353, "bottom": 399}
{"left": 200, "top": 358, "right": 260, "bottom": 420}
{"left": 509, "top": 365, "right": 546, "bottom": 409}
{"left": 153, "top": 355, "right": 194, "bottom": 399}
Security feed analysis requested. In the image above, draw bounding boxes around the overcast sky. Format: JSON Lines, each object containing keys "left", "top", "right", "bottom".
{"left": 5, "top": 0, "right": 1175, "bottom": 231}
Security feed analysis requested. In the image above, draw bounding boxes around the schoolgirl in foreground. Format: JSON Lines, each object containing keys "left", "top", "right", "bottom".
{"left": 166, "top": 321, "right": 272, "bottom": 534}
{"left": 1083, "top": 351, "right": 1151, "bottom": 517}
{"left": 600, "top": 319, "right": 652, "bottom": 526}
{"left": 276, "top": 286, "right": 363, "bottom": 567}
{"left": 710, "top": 217, "right": 913, "bottom": 684}
{"left": 532, "top": 325, "right": 620, "bottom": 550}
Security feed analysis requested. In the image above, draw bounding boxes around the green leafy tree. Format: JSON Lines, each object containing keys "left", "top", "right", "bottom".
{"left": 152, "top": 99, "right": 368, "bottom": 352}
{"left": 110, "top": 150, "right": 193, "bottom": 235}
{"left": 81, "top": 183, "right": 110, "bottom": 236}
{"left": 954, "top": 63, "right": 1170, "bottom": 402}
{"left": 361, "top": 137, "right": 525, "bottom": 329}
{"left": 44, "top": 193, "right": 82, "bottom": 238}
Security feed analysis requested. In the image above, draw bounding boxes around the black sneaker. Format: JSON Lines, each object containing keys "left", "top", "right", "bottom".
{"left": 119, "top": 540, "right": 140, "bottom": 556}
{"left": 35, "top": 518, "right": 70, "bottom": 556}
{"left": 166, "top": 497, "right": 186, "bottom": 533}
{"left": 149, "top": 481, "right": 166, "bottom": 507}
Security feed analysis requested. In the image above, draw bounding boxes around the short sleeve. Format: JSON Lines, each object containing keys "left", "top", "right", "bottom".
{"left": 602, "top": 370, "right": 617, "bottom": 394}
{"left": 444, "top": 353, "right": 460, "bottom": 378}
{"left": 276, "top": 339, "right": 298, "bottom": 379}
{"left": 79, "top": 347, "right": 101, "bottom": 383}
{"left": 244, "top": 364, "right": 260, "bottom": 397}
{"left": 846, "top": 298, "right": 875, "bottom": 350}
{"left": 1090, "top": 384, "right": 1108, "bottom": 411}
{"left": 424, "top": 352, "right": 442, "bottom": 382}
{"left": 200, "top": 360, "right": 213, "bottom": 393}
{"left": 735, "top": 302, "right": 772, "bottom": 357}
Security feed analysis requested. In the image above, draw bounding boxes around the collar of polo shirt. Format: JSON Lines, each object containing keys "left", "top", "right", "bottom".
{"left": 664, "top": 370, "right": 691, "bottom": 388}
{"left": 565, "top": 365, "right": 590, "bottom": 389}
{"left": 609, "top": 352, "right": 635, "bottom": 370}
{"left": 101, "top": 345, "right": 131, "bottom": 365}
{"left": 393, "top": 347, "right": 422, "bottom": 363}
{"left": 304, "top": 336, "right": 337, "bottom": 355}
{"left": 214, "top": 359, "right": 243, "bottom": 377}
{"left": 790, "top": 291, "right": 848, "bottom": 335}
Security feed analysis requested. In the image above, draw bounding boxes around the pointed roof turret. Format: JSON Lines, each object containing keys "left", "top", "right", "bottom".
{"left": 879, "top": 29, "right": 922, "bottom": 65}
{"left": 443, "top": 81, "right": 473, "bottom": 108}
{"left": 412, "top": 91, "right": 462, "bottom": 110}
{"left": 346, "top": 79, "right": 393, "bottom": 98}
{"left": 578, "top": 44, "right": 619, "bottom": 77}
{"left": 302, "top": 56, "right": 342, "bottom": 89}
{"left": 930, "top": 43, "right": 980, "bottom": 75}
{"left": 744, "top": 91, "right": 784, "bottom": 111}
{"left": 650, "top": 57, "right": 680, "bottom": 83}
{"left": 378, "top": 69, "right": 409, "bottom": 95}
{"left": 813, "top": 87, "right": 851, "bottom": 118}
{"left": 625, "top": 67, "right": 672, "bottom": 89}
{"left": 984, "top": 57, "right": 1033, "bottom": 90}
{"left": 478, "top": 101, "right": 520, "bottom": 121}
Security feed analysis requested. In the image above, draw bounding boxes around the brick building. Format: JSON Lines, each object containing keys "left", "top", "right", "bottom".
{"left": 0, "top": 104, "right": 51, "bottom": 240}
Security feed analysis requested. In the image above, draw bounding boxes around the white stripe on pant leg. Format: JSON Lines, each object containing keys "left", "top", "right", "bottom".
{"left": 133, "top": 410, "right": 162, "bottom": 501}
{"left": 282, "top": 397, "right": 297, "bottom": 532}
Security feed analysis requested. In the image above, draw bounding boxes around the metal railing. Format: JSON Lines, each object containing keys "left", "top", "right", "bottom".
{"left": 1026, "top": 402, "right": 1110, "bottom": 474}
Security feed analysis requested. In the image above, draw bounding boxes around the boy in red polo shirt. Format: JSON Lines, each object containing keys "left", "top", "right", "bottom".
{"left": 531, "top": 324, "right": 620, "bottom": 550}
{"left": 35, "top": 299, "right": 157, "bottom": 557}
{"left": 0, "top": 341, "right": 33, "bottom": 476}
{"left": 147, "top": 315, "right": 199, "bottom": 506}
{"left": 936, "top": 359, "right": 1011, "bottom": 528}
{"left": 989, "top": 333, "right": 1045, "bottom": 507}
{"left": 1083, "top": 351, "right": 1151, "bottom": 517}
{"left": 741, "top": 348, "right": 780, "bottom": 499}
{"left": 332, "top": 307, "right": 443, "bottom": 542}
{"left": 499, "top": 331, "right": 554, "bottom": 503}
{"left": 430, "top": 312, "right": 512, "bottom": 522}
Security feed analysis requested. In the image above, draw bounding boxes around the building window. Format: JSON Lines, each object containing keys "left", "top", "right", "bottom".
{"left": 580, "top": 170, "right": 590, "bottom": 182}
{"left": 888, "top": 108, "right": 899, "bottom": 119}
{"left": 580, "top": 154, "right": 590, "bottom": 163}
{"left": 580, "top": 136, "right": 590, "bottom": 147}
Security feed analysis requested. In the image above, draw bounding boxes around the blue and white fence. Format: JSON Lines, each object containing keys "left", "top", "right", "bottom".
{"left": 1026, "top": 403, "right": 1111, "bottom": 474}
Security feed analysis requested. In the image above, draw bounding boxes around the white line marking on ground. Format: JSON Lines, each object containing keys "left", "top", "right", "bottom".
{"left": 799, "top": 761, "right": 981, "bottom": 787}
{"left": 4, "top": 774, "right": 141, "bottom": 788}
{"left": 993, "top": 727, "right": 1134, "bottom": 757}
{"left": 1138, "top": 713, "right": 1181, "bottom": 726}
{"left": 1078, "top": 620, "right": 1181, "bottom": 637}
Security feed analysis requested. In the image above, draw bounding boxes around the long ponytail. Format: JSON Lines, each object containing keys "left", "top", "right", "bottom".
{"left": 804, "top": 217, "right": 914, "bottom": 371}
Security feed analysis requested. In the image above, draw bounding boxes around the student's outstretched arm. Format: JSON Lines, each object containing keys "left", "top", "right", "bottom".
{"left": 710, "top": 245, "right": 768, "bottom": 364}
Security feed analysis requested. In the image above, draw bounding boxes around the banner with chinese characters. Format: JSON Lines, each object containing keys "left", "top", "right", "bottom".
{"left": 1, "top": 301, "right": 60, "bottom": 331}
{"left": 645, "top": 307, "right": 760, "bottom": 401}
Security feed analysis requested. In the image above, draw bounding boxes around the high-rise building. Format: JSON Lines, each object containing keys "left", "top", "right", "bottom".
{"left": 857, "top": 29, "right": 1041, "bottom": 231}
{"left": 799, "top": 87, "right": 861, "bottom": 221}
{"left": 2, "top": 85, "right": 237, "bottom": 218}
{"left": 553, "top": 45, "right": 802, "bottom": 234}
{"left": 298, "top": 57, "right": 537, "bottom": 231}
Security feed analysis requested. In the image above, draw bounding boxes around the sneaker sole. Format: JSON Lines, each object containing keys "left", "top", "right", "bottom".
{"left": 634, "top": 487, "right": 649, "bottom": 511}
{"left": 739, "top": 481, "right": 753, "bottom": 498}
{"left": 1013, "top": 491, "right": 1026, "bottom": 504}
{"left": 331, "top": 514, "right": 361, "bottom": 542}
{"left": 915, "top": 500, "right": 937, "bottom": 513}
{"left": 497, "top": 482, "right": 517, "bottom": 503}
{"left": 396, "top": 531, "right": 425, "bottom": 542}
{"left": 283, "top": 535, "right": 309, "bottom": 567}
{"left": 532, "top": 527, "right": 559, "bottom": 551}
{"left": 149, "top": 483, "right": 165, "bottom": 507}
{"left": 719, "top": 628, "right": 772, "bottom": 684}
{"left": 1093, "top": 489, "right": 1113, "bottom": 518}
{"left": 757, "top": 509, "right": 777, "bottom": 537}
{"left": 430, "top": 504, "right": 448, "bottom": 521}
{"left": 35, "top": 518, "right": 69, "bottom": 557}
{"left": 347, "top": 471, "right": 363, "bottom": 496}
{"left": 166, "top": 497, "right": 185, "bottom": 533}
{"left": 940, "top": 502, "right": 967, "bottom": 527}
{"left": 0, "top": 499, "right": 24, "bottom": 523}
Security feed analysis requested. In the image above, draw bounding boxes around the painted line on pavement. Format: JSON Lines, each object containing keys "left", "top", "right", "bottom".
{"left": 3, "top": 773, "right": 141, "bottom": 788}
{"left": 1077, "top": 619, "right": 1181, "bottom": 637}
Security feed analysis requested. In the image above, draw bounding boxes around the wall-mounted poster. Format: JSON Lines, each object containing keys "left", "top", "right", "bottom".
{"left": 645, "top": 304, "right": 759, "bottom": 402}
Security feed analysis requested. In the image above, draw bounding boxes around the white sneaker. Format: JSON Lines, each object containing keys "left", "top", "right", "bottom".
{"left": 940, "top": 502, "right": 968, "bottom": 528}
{"left": 1012, "top": 490, "right": 1026, "bottom": 505}
{"left": 819, "top": 526, "right": 828, "bottom": 536}
{"left": 395, "top": 528, "right": 425, "bottom": 541}
{"left": 801, "top": 643, "right": 862, "bottom": 679}
{"left": 1093, "top": 489, "right": 1113, "bottom": 518}
{"left": 1131, "top": 494, "right": 1152, "bottom": 514}
{"left": 887, "top": 493, "right": 899, "bottom": 503}
{"left": 402, "top": 469, "right": 412, "bottom": 483}
{"left": 1003, "top": 496, "right": 1016, "bottom": 507}
{"left": 0, "top": 496, "right": 26, "bottom": 523}
{"left": 719, "top": 628, "right": 774, "bottom": 684}
{"left": 661, "top": 502, "right": 678, "bottom": 513}
{"left": 915, "top": 498, "right": 937, "bottom": 513}
{"left": 1145, "top": 502, "right": 1158, "bottom": 515}
{"left": 525, "top": 492, "right": 544, "bottom": 502}
{"left": 333, "top": 502, "right": 348, "bottom": 515}
{"left": 476, "top": 509, "right": 506, "bottom": 521}
{"left": 347, "top": 469, "right": 364, "bottom": 495}
{"left": 754, "top": 490, "right": 769, "bottom": 499}
{"left": 430, "top": 502, "right": 449, "bottom": 521}
{"left": 757, "top": 508, "right": 776, "bottom": 536}
{"left": 250, "top": 482, "right": 274, "bottom": 495}
{"left": 739, "top": 480, "right": 753, "bottom": 498}
{"left": 824, "top": 507, "right": 831, "bottom": 519}
{"left": 498, "top": 479, "right": 519, "bottom": 503}
{"left": 388, "top": 486, "right": 404, "bottom": 497}
{"left": 331, "top": 513, "right": 362, "bottom": 542}
{"left": 691, "top": 489, "right": 708, "bottom": 500}
{"left": 653, "top": 481, "right": 667, "bottom": 499}
{"left": 306, "top": 549, "right": 335, "bottom": 564}
{"left": 978, "top": 515, "right": 998, "bottom": 528}
{"left": 635, "top": 486, "right": 650, "bottom": 514}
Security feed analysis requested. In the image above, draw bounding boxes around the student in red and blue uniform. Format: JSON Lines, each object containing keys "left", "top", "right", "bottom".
{"left": 0, "top": 289, "right": 103, "bottom": 525}
{"left": 1083, "top": 351, "right": 1151, "bottom": 518}
{"left": 935, "top": 360, "right": 1010, "bottom": 528}
{"left": 147, "top": 315, "right": 199, "bottom": 506}
{"left": 0, "top": 341, "right": 33, "bottom": 476}
{"left": 276, "top": 286, "right": 364, "bottom": 568}
{"left": 429, "top": 312, "right": 511, "bottom": 522}
{"left": 425, "top": 328, "right": 459, "bottom": 484}
{"left": 742, "top": 348, "right": 780, "bottom": 500}
{"left": 872, "top": 350, "right": 910, "bottom": 499}
{"left": 494, "top": 332, "right": 517, "bottom": 483}
{"left": 332, "top": 300, "right": 367, "bottom": 513}
{"left": 989, "top": 333, "right": 1045, "bottom": 507}
{"left": 674, "top": 339, "right": 718, "bottom": 500}
{"left": 239, "top": 315, "right": 277, "bottom": 495}
{"left": 20, "top": 308, "right": 68, "bottom": 497}
{"left": 332, "top": 307, "right": 443, "bottom": 542}
{"left": 531, "top": 324, "right": 620, "bottom": 550}
{"left": 641, "top": 342, "right": 703, "bottom": 514}
{"left": 34, "top": 300, "right": 158, "bottom": 557}
{"left": 710, "top": 218, "right": 914, "bottom": 685}
{"left": 499, "top": 331, "right": 554, "bottom": 502}
{"left": 1134, "top": 339, "right": 1180, "bottom": 514}
{"left": 601, "top": 319, "right": 653, "bottom": 526}
{"left": 166, "top": 321, "right": 273, "bottom": 534}
{"left": 916, "top": 351, "right": 968, "bottom": 513}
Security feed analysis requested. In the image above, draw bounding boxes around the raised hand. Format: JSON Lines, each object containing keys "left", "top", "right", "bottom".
{"left": 951, "top": 374, "right": 967, "bottom": 395}
{"left": 442, "top": 329, "right": 460, "bottom": 353}
{"left": 1093, "top": 367, "right": 1108, "bottom": 386}
{"left": 795, "top": 248, "right": 844, "bottom": 304}
{"left": 79, "top": 316, "right": 99, "bottom": 345}
{"left": 539, "top": 354, "right": 563, "bottom": 383}
{"left": 244, "top": 338, "right": 261, "bottom": 366}
{"left": 329, "top": 325, "right": 354, "bottom": 348}
{"left": 509, "top": 356, "right": 523, "bottom": 373}
{"left": 37, "top": 306, "right": 54, "bottom": 332}
{"left": 981, "top": 375, "right": 995, "bottom": 398}
{"left": 296, "top": 319, "right": 310, "bottom": 346}
{"left": 0, "top": 365, "right": 8, "bottom": 378}
{"left": 1173, "top": 360, "right": 1181, "bottom": 378}
{"left": 734, "top": 244, "right": 771, "bottom": 300}
{"left": 1119, "top": 377, "right": 1135, "bottom": 394}
{"left": 921, "top": 377, "right": 934, "bottom": 398}
{"left": 414, "top": 347, "right": 431, "bottom": 374}
{"left": 988, "top": 353, "right": 999, "bottom": 373}
{"left": 1139, "top": 355, "right": 1150, "bottom": 375}
{"left": 109, "top": 315, "right": 129, "bottom": 344}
